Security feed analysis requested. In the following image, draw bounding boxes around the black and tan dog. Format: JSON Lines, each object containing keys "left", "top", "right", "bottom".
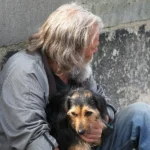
{"left": 46, "top": 88, "right": 108, "bottom": 150}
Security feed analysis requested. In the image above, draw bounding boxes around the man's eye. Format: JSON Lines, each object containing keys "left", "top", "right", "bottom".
{"left": 85, "top": 111, "right": 92, "bottom": 116}
{"left": 71, "top": 112, "right": 78, "bottom": 117}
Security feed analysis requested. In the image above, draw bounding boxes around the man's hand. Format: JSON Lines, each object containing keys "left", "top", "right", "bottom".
{"left": 80, "top": 120, "right": 102, "bottom": 143}
{"left": 54, "top": 147, "right": 59, "bottom": 150}
{"left": 79, "top": 115, "right": 109, "bottom": 144}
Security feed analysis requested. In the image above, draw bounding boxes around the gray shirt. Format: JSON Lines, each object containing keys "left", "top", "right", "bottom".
{"left": 0, "top": 50, "right": 58, "bottom": 150}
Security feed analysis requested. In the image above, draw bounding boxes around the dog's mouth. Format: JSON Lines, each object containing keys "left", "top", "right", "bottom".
{"left": 75, "top": 125, "right": 101, "bottom": 147}
{"left": 76, "top": 125, "right": 91, "bottom": 135}
{"left": 70, "top": 122, "right": 91, "bottom": 136}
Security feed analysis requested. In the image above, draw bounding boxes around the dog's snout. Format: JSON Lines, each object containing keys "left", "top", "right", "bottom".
{"left": 78, "top": 129, "right": 85, "bottom": 135}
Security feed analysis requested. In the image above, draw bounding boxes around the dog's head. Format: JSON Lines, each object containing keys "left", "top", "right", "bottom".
{"left": 65, "top": 88, "right": 108, "bottom": 135}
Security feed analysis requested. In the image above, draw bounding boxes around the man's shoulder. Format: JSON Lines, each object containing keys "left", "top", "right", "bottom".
{"left": 0, "top": 50, "right": 47, "bottom": 84}
{"left": 4, "top": 50, "right": 43, "bottom": 72}
{"left": 0, "top": 50, "right": 49, "bottom": 96}
{"left": 13, "top": 50, "right": 42, "bottom": 66}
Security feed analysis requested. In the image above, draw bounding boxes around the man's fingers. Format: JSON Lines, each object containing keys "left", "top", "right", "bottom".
{"left": 80, "top": 135, "right": 101, "bottom": 143}
{"left": 80, "top": 135, "right": 96, "bottom": 143}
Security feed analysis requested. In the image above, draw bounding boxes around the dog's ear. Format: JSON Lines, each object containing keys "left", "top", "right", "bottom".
{"left": 64, "top": 96, "right": 71, "bottom": 112}
{"left": 94, "top": 95, "right": 108, "bottom": 119}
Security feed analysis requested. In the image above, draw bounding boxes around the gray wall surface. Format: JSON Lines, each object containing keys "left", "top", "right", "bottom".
{"left": 0, "top": 0, "right": 150, "bottom": 109}
{"left": 0, "top": 0, "right": 71, "bottom": 46}
{"left": 92, "top": 21, "right": 150, "bottom": 110}
{"left": 78, "top": 0, "right": 150, "bottom": 27}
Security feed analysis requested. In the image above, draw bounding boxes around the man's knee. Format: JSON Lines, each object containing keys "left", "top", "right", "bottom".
{"left": 127, "top": 102, "right": 150, "bottom": 114}
{"left": 116, "top": 102, "right": 150, "bottom": 125}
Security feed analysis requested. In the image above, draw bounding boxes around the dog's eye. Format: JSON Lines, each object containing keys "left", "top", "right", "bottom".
{"left": 85, "top": 111, "right": 92, "bottom": 116}
{"left": 71, "top": 112, "right": 78, "bottom": 117}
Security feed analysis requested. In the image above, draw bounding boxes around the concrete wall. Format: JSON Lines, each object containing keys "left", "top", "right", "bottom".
{"left": 1, "top": 0, "right": 150, "bottom": 109}
{"left": 77, "top": 0, "right": 150, "bottom": 27}
{"left": 0, "top": 0, "right": 71, "bottom": 46}
{"left": 93, "top": 21, "right": 150, "bottom": 110}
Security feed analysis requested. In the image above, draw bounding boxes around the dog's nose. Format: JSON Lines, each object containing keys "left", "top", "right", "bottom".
{"left": 78, "top": 129, "right": 85, "bottom": 135}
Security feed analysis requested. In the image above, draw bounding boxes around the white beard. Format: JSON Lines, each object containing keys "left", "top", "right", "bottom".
{"left": 69, "top": 63, "right": 92, "bottom": 83}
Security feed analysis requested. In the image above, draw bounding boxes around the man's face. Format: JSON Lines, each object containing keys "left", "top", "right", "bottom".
{"left": 83, "top": 32, "right": 100, "bottom": 63}
{"left": 69, "top": 28, "right": 100, "bottom": 80}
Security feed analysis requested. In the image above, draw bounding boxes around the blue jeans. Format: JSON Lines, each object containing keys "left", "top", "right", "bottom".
{"left": 96, "top": 102, "right": 150, "bottom": 150}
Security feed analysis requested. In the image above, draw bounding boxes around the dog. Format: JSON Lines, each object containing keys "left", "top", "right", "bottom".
{"left": 46, "top": 88, "right": 108, "bottom": 150}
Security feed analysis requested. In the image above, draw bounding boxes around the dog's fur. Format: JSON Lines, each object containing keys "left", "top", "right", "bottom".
{"left": 46, "top": 88, "right": 108, "bottom": 150}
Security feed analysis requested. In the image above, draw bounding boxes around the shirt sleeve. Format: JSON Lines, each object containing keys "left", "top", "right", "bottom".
{"left": 0, "top": 64, "right": 58, "bottom": 149}
{"left": 86, "top": 75, "right": 111, "bottom": 102}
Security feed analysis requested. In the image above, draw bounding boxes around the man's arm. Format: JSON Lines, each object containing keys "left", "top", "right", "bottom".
{"left": 26, "top": 132, "right": 57, "bottom": 150}
{"left": 0, "top": 63, "right": 58, "bottom": 149}
{"left": 85, "top": 75, "right": 110, "bottom": 100}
